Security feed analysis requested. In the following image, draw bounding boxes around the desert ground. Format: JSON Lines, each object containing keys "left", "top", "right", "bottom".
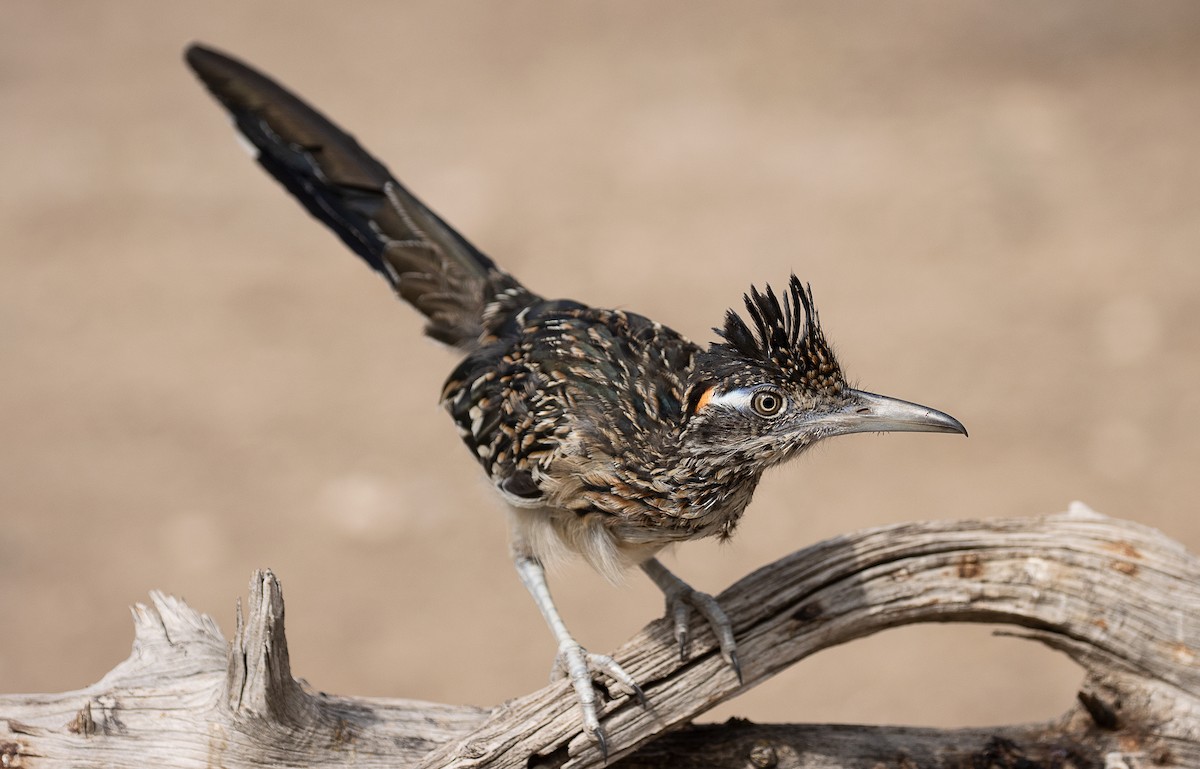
{"left": 3, "top": 2, "right": 1198, "bottom": 730}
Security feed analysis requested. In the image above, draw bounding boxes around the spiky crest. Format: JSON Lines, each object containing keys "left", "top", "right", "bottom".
{"left": 711, "top": 275, "right": 845, "bottom": 393}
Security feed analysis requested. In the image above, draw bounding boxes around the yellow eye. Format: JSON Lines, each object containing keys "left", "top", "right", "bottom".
{"left": 751, "top": 388, "right": 785, "bottom": 417}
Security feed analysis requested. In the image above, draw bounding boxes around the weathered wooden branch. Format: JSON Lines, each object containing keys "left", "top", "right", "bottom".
{"left": 1, "top": 503, "right": 1196, "bottom": 768}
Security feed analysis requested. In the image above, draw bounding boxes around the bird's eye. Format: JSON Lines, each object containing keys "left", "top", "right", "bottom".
{"left": 750, "top": 388, "right": 785, "bottom": 417}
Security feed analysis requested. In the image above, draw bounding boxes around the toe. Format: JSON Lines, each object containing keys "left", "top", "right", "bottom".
{"left": 587, "top": 651, "right": 646, "bottom": 705}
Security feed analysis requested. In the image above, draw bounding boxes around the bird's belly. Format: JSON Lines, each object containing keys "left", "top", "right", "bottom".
{"left": 507, "top": 504, "right": 669, "bottom": 584}
{"left": 507, "top": 479, "right": 752, "bottom": 584}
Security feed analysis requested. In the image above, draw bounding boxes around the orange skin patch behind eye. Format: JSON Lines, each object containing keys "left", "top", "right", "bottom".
{"left": 693, "top": 386, "right": 715, "bottom": 413}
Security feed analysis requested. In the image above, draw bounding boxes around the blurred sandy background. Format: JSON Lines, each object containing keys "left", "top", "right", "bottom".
{"left": 3, "top": 1, "right": 1199, "bottom": 730}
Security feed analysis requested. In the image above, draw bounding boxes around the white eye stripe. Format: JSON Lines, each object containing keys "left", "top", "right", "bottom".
{"left": 703, "top": 386, "right": 789, "bottom": 419}
{"left": 704, "top": 388, "right": 758, "bottom": 411}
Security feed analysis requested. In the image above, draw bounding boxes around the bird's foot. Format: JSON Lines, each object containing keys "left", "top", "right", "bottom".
{"left": 661, "top": 583, "right": 741, "bottom": 683}
{"left": 550, "top": 640, "right": 646, "bottom": 757}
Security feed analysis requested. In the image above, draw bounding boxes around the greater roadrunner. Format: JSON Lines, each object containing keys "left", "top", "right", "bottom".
{"left": 186, "top": 44, "right": 966, "bottom": 752}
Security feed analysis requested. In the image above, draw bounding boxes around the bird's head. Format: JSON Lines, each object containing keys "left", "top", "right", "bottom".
{"left": 680, "top": 276, "right": 965, "bottom": 470}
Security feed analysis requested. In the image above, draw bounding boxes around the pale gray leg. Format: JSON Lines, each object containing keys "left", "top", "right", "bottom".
{"left": 640, "top": 557, "right": 741, "bottom": 682}
{"left": 513, "top": 555, "right": 644, "bottom": 757}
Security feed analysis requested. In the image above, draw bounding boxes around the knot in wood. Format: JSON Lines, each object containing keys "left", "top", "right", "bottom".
{"left": 748, "top": 742, "right": 777, "bottom": 768}
{"left": 0, "top": 741, "right": 23, "bottom": 769}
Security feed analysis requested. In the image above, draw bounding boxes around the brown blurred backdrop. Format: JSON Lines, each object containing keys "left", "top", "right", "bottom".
{"left": 2, "top": 1, "right": 1199, "bottom": 728}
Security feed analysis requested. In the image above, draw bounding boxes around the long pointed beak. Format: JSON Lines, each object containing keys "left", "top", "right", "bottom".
{"left": 821, "top": 389, "right": 967, "bottom": 437}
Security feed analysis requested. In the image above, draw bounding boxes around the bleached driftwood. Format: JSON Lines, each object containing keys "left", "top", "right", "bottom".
{"left": 1, "top": 503, "right": 1196, "bottom": 768}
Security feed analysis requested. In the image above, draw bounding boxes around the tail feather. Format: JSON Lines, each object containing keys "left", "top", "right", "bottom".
{"left": 185, "top": 43, "right": 534, "bottom": 350}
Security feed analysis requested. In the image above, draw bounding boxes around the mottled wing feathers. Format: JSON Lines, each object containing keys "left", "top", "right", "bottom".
{"left": 441, "top": 303, "right": 700, "bottom": 504}
{"left": 185, "top": 44, "right": 535, "bottom": 350}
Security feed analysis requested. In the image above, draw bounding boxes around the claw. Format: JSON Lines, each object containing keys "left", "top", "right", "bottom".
{"left": 593, "top": 725, "right": 609, "bottom": 762}
{"left": 633, "top": 683, "right": 648, "bottom": 708}
{"left": 728, "top": 649, "right": 743, "bottom": 685}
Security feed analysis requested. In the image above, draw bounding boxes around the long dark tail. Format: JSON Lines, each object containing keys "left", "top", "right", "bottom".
{"left": 185, "top": 43, "right": 536, "bottom": 350}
